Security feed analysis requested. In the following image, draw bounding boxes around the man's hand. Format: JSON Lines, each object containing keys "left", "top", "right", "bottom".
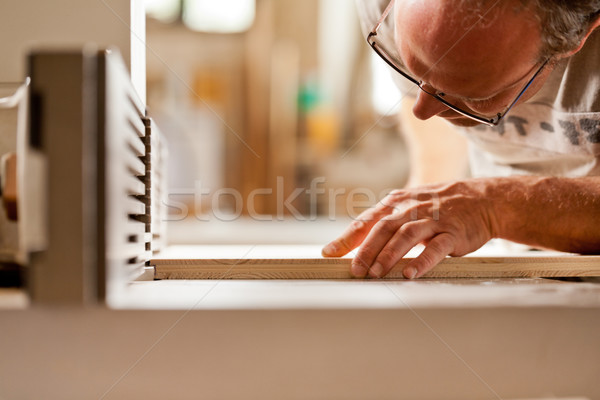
{"left": 322, "top": 179, "right": 498, "bottom": 279}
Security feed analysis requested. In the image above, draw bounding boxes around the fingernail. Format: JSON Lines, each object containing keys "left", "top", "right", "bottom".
{"left": 322, "top": 242, "right": 338, "bottom": 256}
{"left": 351, "top": 262, "right": 368, "bottom": 278}
{"left": 403, "top": 267, "right": 418, "bottom": 279}
{"left": 369, "top": 262, "right": 384, "bottom": 278}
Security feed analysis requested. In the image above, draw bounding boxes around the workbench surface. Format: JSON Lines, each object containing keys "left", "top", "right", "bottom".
{"left": 2, "top": 243, "right": 600, "bottom": 399}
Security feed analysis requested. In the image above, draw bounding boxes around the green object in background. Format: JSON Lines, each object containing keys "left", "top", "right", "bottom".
{"left": 297, "top": 79, "right": 322, "bottom": 114}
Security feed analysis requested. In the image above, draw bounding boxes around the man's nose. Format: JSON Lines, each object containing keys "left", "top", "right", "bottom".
{"left": 412, "top": 90, "right": 450, "bottom": 120}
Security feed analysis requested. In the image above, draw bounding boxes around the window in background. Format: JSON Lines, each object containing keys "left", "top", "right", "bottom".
{"left": 145, "top": 0, "right": 181, "bottom": 23}
{"left": 183, "top": 0, "right": 256, "bottom": 33}
{"left": 370, "top": 52, "right": 402, "bottom": 115}
{"left": 145, "top": 0, "right": 256, "bottom": 33}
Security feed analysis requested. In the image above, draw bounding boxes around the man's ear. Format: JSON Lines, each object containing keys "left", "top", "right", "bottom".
{"left": 561, "top": 13, "right": 600, "bottom": 57}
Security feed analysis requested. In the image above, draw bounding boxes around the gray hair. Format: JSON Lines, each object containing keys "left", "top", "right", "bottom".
{"left": 462, "top": 0, "right": 600, "bottom": 60}
{"left": 529, "top": 0, "right": 600, "bottom": 59}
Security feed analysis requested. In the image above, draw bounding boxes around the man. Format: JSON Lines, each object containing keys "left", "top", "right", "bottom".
{"left": 322, "top": 0, "right": 600, "bottom": 279}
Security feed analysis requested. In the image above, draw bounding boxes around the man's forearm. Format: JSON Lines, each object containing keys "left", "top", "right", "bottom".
{"left": 488, "top": 176, "right": 600, "bottom": 253}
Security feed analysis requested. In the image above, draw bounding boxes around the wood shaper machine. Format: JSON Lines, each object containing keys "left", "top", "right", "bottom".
{"left": 0, "top": 48, "right": 168, "bottom": 305}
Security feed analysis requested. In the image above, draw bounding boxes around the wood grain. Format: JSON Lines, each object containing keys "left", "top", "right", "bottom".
{"left": 151, "top": 256, "right": 600, "bottom": 280}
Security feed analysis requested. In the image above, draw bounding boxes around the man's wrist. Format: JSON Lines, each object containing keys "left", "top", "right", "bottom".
{"left": 479, "top": 176, "right": 532, "bottom": 242}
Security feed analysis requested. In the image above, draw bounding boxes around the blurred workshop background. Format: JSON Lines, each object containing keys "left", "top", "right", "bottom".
{"left": 143, "top": 0, "right": 410, "bottom": 232}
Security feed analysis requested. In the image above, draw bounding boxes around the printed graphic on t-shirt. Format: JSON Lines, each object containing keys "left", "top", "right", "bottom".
{"left": 462, "top": 103, "right": 600, "bottom": 177}
{"left": 468, "top": 103, "right": 600, "bottom": 156}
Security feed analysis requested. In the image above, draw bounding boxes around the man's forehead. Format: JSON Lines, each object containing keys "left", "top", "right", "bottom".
{"left": 395, "top": 0, "right": 538, "bottom": 55}
{"left": 393, "top": 0, "right": 542, "bottom": 97}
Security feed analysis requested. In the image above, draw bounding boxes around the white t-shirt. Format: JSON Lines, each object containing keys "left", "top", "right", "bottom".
{"left": 463, "top": 29, "right": 600, "bottom": 177}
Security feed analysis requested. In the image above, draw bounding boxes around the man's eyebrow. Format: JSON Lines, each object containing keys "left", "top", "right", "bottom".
{"left": 396, "top": 53, "right": 500, "bottom": 102}
{"left": 451, "top": 92, "right": 496, "bottom": 102}
{"left": 397, "top": 51, "right": 536, "bottom": 103}
{"left": 430, "top": 73, "right": 530, "bottom": 103}
{"left": 422, "top": 74, "right": 500, "bottom": 102}
{"left": 426, "top": 68, "right": 507, "bottom": 102}
{"left": 434, "top": 58, "right": 544, "bottom": 103}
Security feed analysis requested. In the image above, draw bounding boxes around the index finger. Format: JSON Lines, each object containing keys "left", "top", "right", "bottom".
{"left": 322, "top": 202, "right": 398, "bottom": 257}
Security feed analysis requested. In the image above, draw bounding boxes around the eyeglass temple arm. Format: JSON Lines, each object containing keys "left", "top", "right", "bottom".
{"left": 499, "top": 58, "right": 550, "bottom": 120}
{"left": 372, "top": 0, "right": 396, "bottom": 33}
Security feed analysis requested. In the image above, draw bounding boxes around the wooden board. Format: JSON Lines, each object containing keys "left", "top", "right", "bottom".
{"left": 151, "top": 256, "right": 600, "bottom": 280}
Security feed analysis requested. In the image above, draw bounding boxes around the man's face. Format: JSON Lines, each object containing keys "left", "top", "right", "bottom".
{"left": 394, "top": 0, "right": 551, "bottom": 127}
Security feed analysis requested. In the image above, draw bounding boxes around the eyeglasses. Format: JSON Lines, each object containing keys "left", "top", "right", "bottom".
{"left": 364, "top": 0, "right": 548, "bottom": 126}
